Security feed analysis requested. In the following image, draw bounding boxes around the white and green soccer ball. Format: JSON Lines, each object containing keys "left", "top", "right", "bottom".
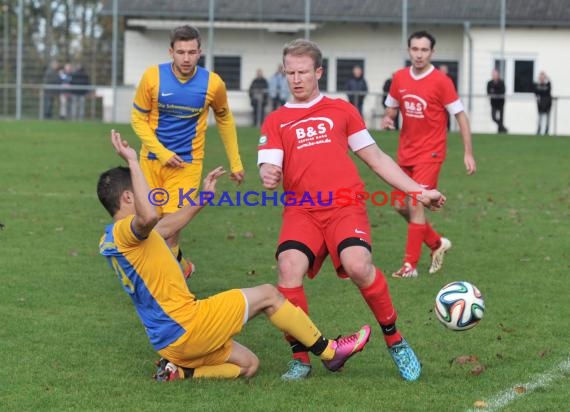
{"left": 435, "top": 281, "right": 485, "bottom": 331}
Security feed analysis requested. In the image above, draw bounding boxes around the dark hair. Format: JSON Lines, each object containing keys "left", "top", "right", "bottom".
{"left": 170, "top": 25, "right": 202, "bottom": 48}
{"left": 408, "top": 30, "right": 436, "bottom": 49}
{"left": 282, "top": 39, "right": 323, "bottom": 70}
{"left": 97, "top": 167, "right": 132, "bottom": 217}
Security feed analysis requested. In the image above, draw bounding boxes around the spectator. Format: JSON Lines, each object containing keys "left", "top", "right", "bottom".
{"left": 346, "top": 65, "right": 368, "bottom": 116}
{"left": 58, "top": 63, "right": 73, "bottom": 120}
{"left": 486, "top": 69, "right": 508, "bottom": 133}
{"left": 249, "top": 69, "right": 269, "bottom": 127}
{"left": 533, "top": 71, "right": 552, "bottom": 135}
{"left": 70, "top": 64, "right": 90, "bottom": 121}
{"left": 43, "top": 60, "right": 61, "bottom": 119}
{"left": 268, "top": 64, "right": 289, "bottom": 111}
{"left": 382, "top": 75, "right": 399, "bottom": 130}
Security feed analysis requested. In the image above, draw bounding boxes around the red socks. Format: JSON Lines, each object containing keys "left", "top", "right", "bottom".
{"left": 404, "top": 223, "right": 425, "bottom": 267}
{"left": 424, "top": 222, "right": 441, "bottom": 251}
{"left": 359, "top": 268, "right": 402, "bottom": 346}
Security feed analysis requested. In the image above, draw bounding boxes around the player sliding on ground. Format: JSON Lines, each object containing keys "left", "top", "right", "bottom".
{"left": 97, "top": 130, "right": 370, "bottom": 381}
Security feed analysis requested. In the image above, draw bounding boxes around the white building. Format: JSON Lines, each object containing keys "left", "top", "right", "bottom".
{"left": 102, "top": 0, "right": 570, "bottom": 135}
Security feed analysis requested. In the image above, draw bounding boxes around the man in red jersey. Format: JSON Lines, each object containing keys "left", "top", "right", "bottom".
{"left": 257, "top": 38, "right": 446, "bottom": 381}
{"left": 381, "top": 30, "right": 476, "bottom": 279}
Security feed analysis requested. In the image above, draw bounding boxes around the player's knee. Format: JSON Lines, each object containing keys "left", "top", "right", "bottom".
{"left": 261, "top": 283, "right": 280, "bottom": 299}
{"left": 343, "top": 259, "right": 370, "bottom": 279}
{"left": 344, "top": 261, "right": 375, "bottom": 288}
{"left": 277, "top": 258, "right": 304, "bottom": 286}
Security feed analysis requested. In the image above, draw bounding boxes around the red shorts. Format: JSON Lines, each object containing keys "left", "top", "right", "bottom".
{"left": 399, "top": 162, "right": 442, "bottom": 190}
{"left": 277, "top": 205, "right": 372, "bottom": 279}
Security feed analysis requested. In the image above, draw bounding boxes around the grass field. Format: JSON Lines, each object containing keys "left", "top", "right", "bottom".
{"left": 1, "top": 120, "right": 569, "bottom": 411}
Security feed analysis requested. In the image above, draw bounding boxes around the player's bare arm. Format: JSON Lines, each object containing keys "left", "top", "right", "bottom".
{"left": 381, "top": 107, "right": 398, "bottom": 130}
{"left": 355, "top": 143, "right": 445, "bottom": 210}
{"left": 155, "top": 167, "right": 226, "bottom": 239}
{"left": 455, "top": 111, "right": 476, "bottom": 175}
{"left": 110, "top": 129, "right": 159, "bottom": 237}
{"left": 259, "top": 163, "right": 282, "bottom": 190}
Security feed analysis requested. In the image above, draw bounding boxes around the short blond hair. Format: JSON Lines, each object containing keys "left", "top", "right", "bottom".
{"left": 282, "top": 39, "right": 323, "bottom": 69}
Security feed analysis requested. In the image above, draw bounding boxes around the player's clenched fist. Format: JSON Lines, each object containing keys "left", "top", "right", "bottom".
{"left": 259, "top": 163, "right": 282, "bottom": 190}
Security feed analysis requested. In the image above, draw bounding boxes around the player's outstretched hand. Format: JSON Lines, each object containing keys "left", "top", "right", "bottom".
{"left": 420, "top": 189, "right": 446, "bottom": 211}
{"left": 230, "top": 170, "right": 245, "bottom": 185}
{"left": 202, "top": 166, "right": 226, "bottom": 193}
{"left": 111, "top": 129, "right": 137, "bottom": 162}
{"left": 259, "top": 163, "right": 282, "bottom": 190}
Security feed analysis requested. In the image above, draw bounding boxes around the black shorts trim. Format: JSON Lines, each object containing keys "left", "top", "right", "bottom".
{"left": 337, "top": 237, "right": 371, "bottom": 257}
{"left": 276, "top": 240, "right": 315, "bottom": 269}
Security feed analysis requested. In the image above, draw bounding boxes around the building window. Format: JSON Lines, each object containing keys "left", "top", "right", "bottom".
{"left": 318, "top": 58, "right": 328, "bottom": 92}
{"left": 213, "top": 56, "right": 241, "bottom": 90}
{"left": 336, "top": 59, "right": 365, "bottom": 91}
{"left": 494, "top": 58, "right": 534, "bottom": 94}
{"left": 513, "top": 60, "right": 534, "bottom": 93}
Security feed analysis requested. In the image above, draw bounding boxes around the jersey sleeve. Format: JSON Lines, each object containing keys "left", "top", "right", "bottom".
{"left": 385, "top": 74, "right": 400, "bottom": 108}
{"left": 210, "top": 74, "right": 243, "bottom": 173}
{"left": 131, "top": 67, "right": 175, "bottom": 164}
{"left": 113, "top": 215, "right": 146, "bottom": 249}
{"left": 441, "top": 75, "right": 464, "bottom": 115}
{"left": 339, "top": 100, "right": 374, "bottom": 151}
{"left": 257, "top": 114, "right": 284, "bottom": 167}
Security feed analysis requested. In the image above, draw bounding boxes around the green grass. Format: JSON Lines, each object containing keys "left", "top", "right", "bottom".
{"left": 1, "top": 120, "right": 569, "bottom": 411}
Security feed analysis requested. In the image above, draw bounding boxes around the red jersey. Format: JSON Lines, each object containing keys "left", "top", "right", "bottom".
{"left": 257, "top": 95, "right": 376, "bottom": 209}
{"left": 385, "top": 66, "right": 464, "bottom": 166}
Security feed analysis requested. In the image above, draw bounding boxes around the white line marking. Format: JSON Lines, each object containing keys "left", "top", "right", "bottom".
{"left": 466, "top": 358, "right": 570, "bottom": 412}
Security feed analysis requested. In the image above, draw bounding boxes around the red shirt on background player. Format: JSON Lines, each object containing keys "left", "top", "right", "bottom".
{"left": 258, "top": 38, "right": 445, "bottom": 382}
{"left": 381, "top": 30, "right": 476, "bottom": 279}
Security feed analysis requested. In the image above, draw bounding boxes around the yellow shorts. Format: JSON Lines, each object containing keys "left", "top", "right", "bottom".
{"left": 140, "top": 158, "right": 203, "bottom": 215}
{"left": 157, "top": 289, "right": 247, "bottom": 369}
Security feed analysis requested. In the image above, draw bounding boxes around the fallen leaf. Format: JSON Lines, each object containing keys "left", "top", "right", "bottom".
{"left": 471, "top": 364, "right": 486, "bottom": 375}
{"left": 68, "top": 249, "right": 78, "bottom": 257}
{"left": 514, "top": 386, "right": 527, "bottom": 394}
{"left": 473, "top": 400, "right": 487, "bottom": 409}
{"left": 227, "top": 233, "right": 236, "bottom": 240}
{"left": 498, "top": 323, "right": 515, "bottom": 333}
{"left": 243, "top": 231, "right": 254, "bottom": 239}
{"left": 538, "top": 349, "right": 550, "bottom": 358}
{"left": 455, "top": 355, "right": 478, "bottom": 365}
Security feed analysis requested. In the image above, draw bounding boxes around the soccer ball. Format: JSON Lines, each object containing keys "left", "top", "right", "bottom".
{"left": 435, "top": 281, "right": 485, "bottom": 331}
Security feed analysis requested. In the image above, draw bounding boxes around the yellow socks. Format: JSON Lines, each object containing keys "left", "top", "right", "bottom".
{"left": 193, "top": 363, "right": 241, "bottom": 379}
{"left": 269, "top": 300, "right": 334, "bottom": 360}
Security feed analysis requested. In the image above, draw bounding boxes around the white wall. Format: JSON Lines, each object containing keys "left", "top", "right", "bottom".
{"left": 468, "top": 27, "right": 570, "bottom": 135}
{"left": 117, "top": 25, "right": 568, "bottom": 135}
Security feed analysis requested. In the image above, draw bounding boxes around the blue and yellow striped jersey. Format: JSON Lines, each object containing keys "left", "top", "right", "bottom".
{"left": 131, "top": 63, "right": 243, "bottom": 172}
{"left": 99, "top": 215, "right": 199, "bottom": 350}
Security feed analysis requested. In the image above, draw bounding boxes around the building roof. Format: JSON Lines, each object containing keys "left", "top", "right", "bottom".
{"left": 101, "top": 0, "right": 570, "bottom": 27}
